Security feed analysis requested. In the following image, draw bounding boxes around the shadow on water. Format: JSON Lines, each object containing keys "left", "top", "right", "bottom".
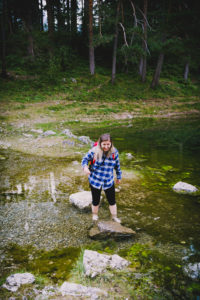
{"left": 0, "top": 117, "right": 200, "bottom": 296}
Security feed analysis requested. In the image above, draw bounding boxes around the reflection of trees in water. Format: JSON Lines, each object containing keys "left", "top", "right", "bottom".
{"left": 3, "top": 172, "right": 57, "bottom": 202}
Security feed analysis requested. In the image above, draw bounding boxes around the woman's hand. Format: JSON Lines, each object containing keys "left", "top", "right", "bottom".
{"left": 83, "top": 166, "right": 91, "bottom": 176}
{"left": 116, "top": 179, "right": 121, "bottom": 184}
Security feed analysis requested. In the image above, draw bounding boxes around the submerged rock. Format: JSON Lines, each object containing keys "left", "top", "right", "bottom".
{"left": 60, "top": 281, "right": 107, "bottom": 299}
{"left": 3, "top": 273, "right": 35, "bottom": 292}
{"left": 83, "top": 249, "right": 130, "bottom": 278}
{"left": 69, "top": 191, "right": 92, "bottom": 210}
{"left": 89, "top": 220, "right": 136, "bottom": 239}
{"left": 173, "top": 181, "right": 198, "bottom": 194}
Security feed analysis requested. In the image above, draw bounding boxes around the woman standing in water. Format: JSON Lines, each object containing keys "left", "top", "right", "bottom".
{"left": 82, "top": 133, "right": 122, "bottom": 222}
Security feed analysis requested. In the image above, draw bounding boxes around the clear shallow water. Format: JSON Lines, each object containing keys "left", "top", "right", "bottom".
{"left": 82, "top": 117, "right": 200, "bottom": 250}
{"left": 0, "top": 117, "right": 200, "bottom": 293}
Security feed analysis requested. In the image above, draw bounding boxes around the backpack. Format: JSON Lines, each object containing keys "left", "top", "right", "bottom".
{"left": 89, "top": 141, "right": 115, "bottom": 171}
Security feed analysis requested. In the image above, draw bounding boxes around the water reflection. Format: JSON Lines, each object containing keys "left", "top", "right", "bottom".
{"left": 50, "top": 172, "right": 56, "bottom": 202}
{"left": 1, "top": 172, "right": 59, "bottom": 202}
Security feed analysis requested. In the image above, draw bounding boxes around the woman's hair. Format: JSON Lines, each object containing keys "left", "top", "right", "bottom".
{"left": 99, "top": 133, "right": 112, "bottom": 145}
{"left": 93, "top": 133, "right": 115, "bottom": 161}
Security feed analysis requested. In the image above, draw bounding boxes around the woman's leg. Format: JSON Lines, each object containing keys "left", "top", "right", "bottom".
{"left": 90, "top": 185, "right": 101, "bottom": 221}
{"left": 104, "top": 185, "right": 121, "bottom": 223}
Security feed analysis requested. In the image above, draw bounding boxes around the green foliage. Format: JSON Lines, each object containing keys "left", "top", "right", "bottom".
{"left": 121, "top": 243, "right": 196, "bottom": 299}
{"left": 3, "top": 244, "right": 81, "bottom": 284}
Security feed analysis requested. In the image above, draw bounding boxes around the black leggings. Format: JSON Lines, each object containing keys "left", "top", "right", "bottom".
{"left": 90, "top": 184, "right": 116, "bottom": 206}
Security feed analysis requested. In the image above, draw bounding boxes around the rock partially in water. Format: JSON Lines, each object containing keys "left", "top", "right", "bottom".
{"left": 38, "top": 285, "right": 58, "bottom": 299}
{"left": 89, "top": 220, "right": 136, "bottom": 239}
{"left": 78, "top": 136, "right": 93, "bottom": 145}
{"left": 184, "top": 262, "right": 200, "bottom": 279}
{"left": 0, "top": 141, "right": 11, "bottom": 149}
{"left": 126, "top": 153, "right": 134, "bottom": 159}
{"left": 62, "top": 129, "right": 77, "bottom": 138}
{"left": 62, "top": 139, "right": 75, "bottom": 146}
{"left": 69, "top": 191, "right": 92, "bottom": 210}
{"left": 173, "top": 181, "right": 198, "bottom": 194}
{"left": 31, "top": 129, "right": 43, "bottom": 134}
{"left": 43, "top": 130, "right": 56, "bottom": 136}
{"left": 83, "top": 249, "right": 130, "bottom": 278}
{"left": 60, "top": 281, "right": 107, "bottom": 299}
{"left": 3, "top": 273, "right": 35, "bottom": 292}
{"left": 23, "top": 133, "right": 33, "bottom": 138}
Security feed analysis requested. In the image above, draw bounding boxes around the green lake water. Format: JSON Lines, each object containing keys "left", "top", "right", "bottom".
{"left": 82, "top": 118, "right": 200, "bottom": 246}
{"left": 0, "top": 117, "right": 200, "bottom": 296}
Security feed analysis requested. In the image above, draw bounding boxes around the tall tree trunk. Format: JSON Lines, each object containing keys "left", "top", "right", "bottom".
{"left": 88, "top": 0, "right": 95, "bottom": 75}
{"left": 40, "top": 0, "right": 44, "bottom": 31}
{"left": 33, "top": 0, "right": 41, "bottom": 29}
{"left": 82, "top": 0, "right": 89, "bottom": 42}
{"left": 141, "top": 0, "right": 148, "bottom": 82}
{"left": 139, "top": 57, "right": 143, "bottom": 76}
{"left": 151, "top": 52, "right": 164, "bottom": 88}
{"left": 23, "top": 18, "right": 35, "bottom": 59}
{"left": 66, "top": 0, "right": 70, "bottom": 32}
{"left": 97, "top": 0, "right": 102, "bottom": 36}
{"left": 55, "top": 0, "right": 64, "bottom": 31}
{"left": 184, "top": 62, "right": 189, "bottom": 81}
{"left": 7, "top": 1, "right": 14, "bottom": 35}
{"left": 22, "top": 5, "right": 35, "bottom": 59}
{"left": 27, "top": 31, "right": 34, "bottom": 58}
{"left": 111, "top": 0, "right": 120, "bottom": 84}
{"left": 46, "top": 0, "right": 54, "bottom": 37}
{"left": 71, "top": 0, "right": 77, "bottom": 34}
{"left": 1, "top": 0, "right": 7, "bottom": 78}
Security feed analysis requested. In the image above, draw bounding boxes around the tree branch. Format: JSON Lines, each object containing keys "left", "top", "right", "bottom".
{"left": 138, "top": 8, "right": 151, "bottom": 30}
{"left": 119, "top": 22, "right": 129, "bottom": 47}
{"left": 129, "top": 0, "right": 138, "bottom": 27}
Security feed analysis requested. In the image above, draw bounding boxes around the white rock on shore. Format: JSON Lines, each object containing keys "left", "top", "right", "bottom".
{"left": 173, "top": 181, "right": 198, "bottom": 194}
{"left": 62, "top": 129, "right": 77, "bottom": 138}
{"left": 3, "top": 273, "right": 35, "bottom": 292}
{"left": 60, "top": 282, "right": 107, "bottom": 299}
{"left": 83, "top": 249, "right": 130, "bottom": 278}
{"left": 69, "top": 191, "right": 92, "bottom": 209}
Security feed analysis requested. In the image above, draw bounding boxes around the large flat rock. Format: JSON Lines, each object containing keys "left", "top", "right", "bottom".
{"left": 89, "top": 220, "right": 136, "bottom": 239}
{"left": 69, "top": 191, "right": 92, "bottom": 210}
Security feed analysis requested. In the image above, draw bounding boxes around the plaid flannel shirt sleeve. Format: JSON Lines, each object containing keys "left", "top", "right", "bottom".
{"left": 114, "top": 150, "right": 122, "bottom": 180}
{"left": 81, "top": 149, "right": 94, "bottom": 168}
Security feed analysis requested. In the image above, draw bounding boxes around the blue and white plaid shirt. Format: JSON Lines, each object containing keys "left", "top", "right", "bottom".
{"left": 82, "top": 147, "right": 122, "bottom": 190}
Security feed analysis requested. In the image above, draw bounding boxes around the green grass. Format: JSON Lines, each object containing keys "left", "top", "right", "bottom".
{"left": 1, "top": 61, "right": 200, "bottom": 105}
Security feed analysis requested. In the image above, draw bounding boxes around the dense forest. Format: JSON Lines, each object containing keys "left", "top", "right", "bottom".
{"left": 0, "top": 0, "right": 200, "bottom": 88}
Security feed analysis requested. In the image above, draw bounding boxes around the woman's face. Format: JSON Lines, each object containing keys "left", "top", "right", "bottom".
{"left": 101, "top": 140, "right": 111, "bottom": 152}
